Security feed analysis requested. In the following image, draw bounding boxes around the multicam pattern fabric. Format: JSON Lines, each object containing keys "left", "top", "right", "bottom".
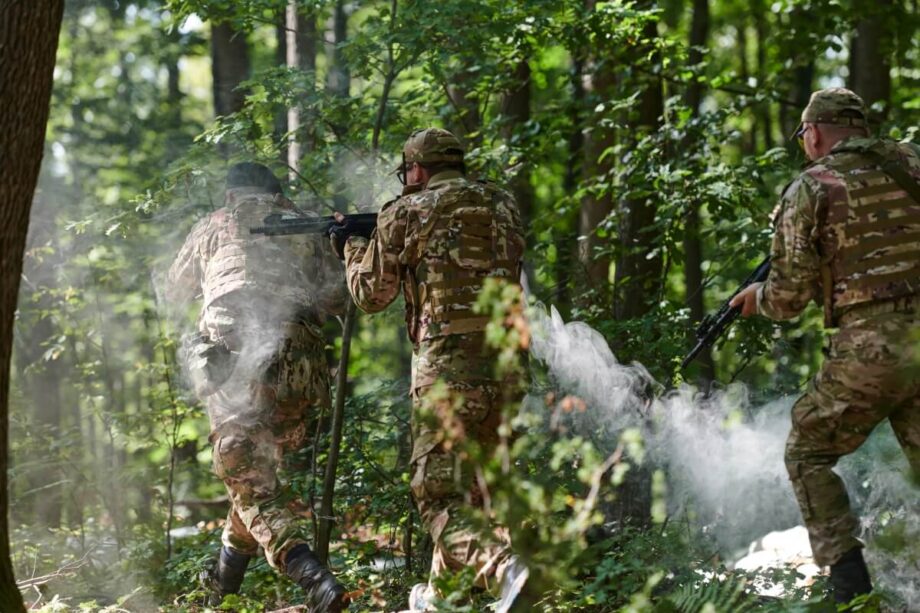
{"left": 343, "top": 171, "right": 526, "bottom": 591}
{"left": 410, "top": 383, "right": 517, "bottom": 592}
{"left": 344, "top": 170, "right": 525, "bottom": 389}
{"left": 168, "top": 188, "right": 348, "bottom": 341}
{"left": 167, "top": 189, "right": 346, "bottom": 570}
{"left": 758, "top": 137, "right": 920, "bottom": 324}
{"left": 756, "top": 136, "right": 920, "bottom": 567}
{"left": 785, "top": 311, "right": 920, "bottom": 566}
{"left": 209, "top": 328, "right": 331, "bottom": 568}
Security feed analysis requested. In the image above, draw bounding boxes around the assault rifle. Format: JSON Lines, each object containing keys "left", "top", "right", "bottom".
{"left": 250, "top": 212, "right": 377, "bottom": 239}
{"left": 681, "top": 257, "right": 772, "bottom": 370}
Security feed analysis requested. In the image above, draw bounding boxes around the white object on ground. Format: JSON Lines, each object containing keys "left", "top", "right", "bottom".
{"left": 733, "top": 525, "right": 823, "bottom": 597}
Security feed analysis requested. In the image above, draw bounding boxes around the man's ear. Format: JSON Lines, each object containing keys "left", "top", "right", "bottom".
{"left": 811, "top": 124, "right": 823, "bottom": 148}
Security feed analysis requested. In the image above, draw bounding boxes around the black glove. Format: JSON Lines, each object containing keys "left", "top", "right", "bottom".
{"left": 328, "top": 218, "right": 354, "bottom": 260}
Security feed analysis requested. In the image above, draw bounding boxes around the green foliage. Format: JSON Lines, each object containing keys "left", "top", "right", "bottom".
{"left": 10, "top": 0, "right": 920, "bottom": 610}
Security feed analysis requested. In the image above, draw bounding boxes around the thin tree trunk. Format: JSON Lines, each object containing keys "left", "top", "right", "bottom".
{"left": 613, "top": 18, "right": 664, "bottom": 321}
{"left": 684, "top": 0, "right": 714, "bottom": 382}
{"left": 554, "top": 55, "right": 586, "bottom": 316}
{"left": 275, "top": 21, "right": 289, "bottom": 165}
{"left": 579, "top": 57, "right": 615, "bottom": 289}
{"left": 326, "top": 0, "right": 350, "bottom": 98}
{"left": 737, "top": 20, "right": 756, "bottom": 154}
{"left": 753, "top": 0, "right": 773, "bottom": 149}
{"left": 446, "top": 65, "right": 482, "bottom": 146}
{"left": 848, "top": 0, "right": 892, "bottom": 118}
{"left": 211, "top": 21, "right": 251, "bottom": 117}
{"left": 286, "top": 2, "right": 318, "bottom": 173}
{"left": 500, "top": 60, "right": 534, "bottom": 226}
{"left": 315, "top": 302, "right": 356, "bottom": 563}
{"left": 0, "top": 2, "right": 65, "bottom": 609}
{"left": 316, "top": 1, "right": 398, "bottom": 558}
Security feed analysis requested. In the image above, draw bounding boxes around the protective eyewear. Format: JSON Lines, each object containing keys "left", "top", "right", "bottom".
{"left": 795, "top": 123, "right": 808, "bottom": 152}
{"left": 397, "top": 153, "right": 408, "bottom": 186}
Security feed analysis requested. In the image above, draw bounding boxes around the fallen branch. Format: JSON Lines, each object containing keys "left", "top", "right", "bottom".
{"left": 16, "top": 549, "right": 94, "bottom": 589}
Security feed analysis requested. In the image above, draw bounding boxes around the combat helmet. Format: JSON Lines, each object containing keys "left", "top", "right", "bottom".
{"left": 396, "top": 128, "right": 465, "bottom": 184}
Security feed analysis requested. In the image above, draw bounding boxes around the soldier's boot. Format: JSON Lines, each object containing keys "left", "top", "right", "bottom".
{"left": 829, "top": 547, "right": 872, "bottom": 604}
{"left": 284, "top": 543, "right": 349, "bottom": 612}
{"left": 200, "top": 545, "right": 252, "bottom": 605}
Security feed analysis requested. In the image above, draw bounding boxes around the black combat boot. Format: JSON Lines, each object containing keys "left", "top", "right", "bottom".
{"left": 284, "top": 544, "right": 349, "bottom": 612}
{"left": 200, "top": 545, "right": 252, "bottom": 605}
{"left": 829, "top": 547, "right": 873, "bottom": 604}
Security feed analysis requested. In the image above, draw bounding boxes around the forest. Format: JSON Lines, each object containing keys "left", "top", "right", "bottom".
{"left": 2, "top": 0, "right": 919, "bottom": 611}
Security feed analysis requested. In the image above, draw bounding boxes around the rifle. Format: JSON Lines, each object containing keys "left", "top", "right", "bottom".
{"left": 250, "top": 212, "right": 377, "bottom": 239}
{"left": 681, "top": 257, "right": 772, "bottom": 370}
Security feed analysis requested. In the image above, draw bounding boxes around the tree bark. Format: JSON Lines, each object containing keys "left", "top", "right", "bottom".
{"left": 683, "top": 0, "right": 714, "bottom": 382}
{"left": 752, "top": 0, "right": 773, "bottom": 150}
{"left": 553, "top": 55, "right": 586, "bottom": 316}
{"left": 500, "top": 59, "right": 534, "bottom": 227}
{"left": 613, "top": 18, "right": 664, "bottom": 321}
{"left": 446, "top": 64, "right": 482, "bottom": 146}
{"left": 326, "top": 0, "right": 350, "bottom": 98}
{"left": 286, "top": 2, "right": 318, "bottom": 172}
{"left": 0, "top": 2, "right": 65, "bottom": 609}
{"left": 211, "top": 21, "right": 251, "bottom": 118}
{"left": 579, "top": 59, "right": 615, "bottom": 289}
{"left": 848, "top": 0, "right": 892, "bottom": 118}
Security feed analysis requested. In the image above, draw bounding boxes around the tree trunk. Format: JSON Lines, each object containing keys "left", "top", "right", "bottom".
{"left": 286, "top": 2, "right": 318, "bottom": 172}
{"left": 0, "top": 2, "right": 65, "bottom": 609}
{"left": 753, "top": 0, "right": 773, "bottom": 150}
{"left": 446, "top": 64, "right": 482, "bottom": 146}
{"left": 736, "top": 20, "right": 757, "bottom": 154}
{"left": 553, "top": 55, "right": 586, "bottom": 316}
{"left": 683, "top": 0, "right": 713, "bottom": 382}
{"left": 326, "top": 0, "right": 350, "bottom": 98}
{"left": 211, "top": 21, "right": 251, "bottom": 118}
{"left": 500, "top": 59, "right": 534, "bottom": 226}
{"left": 848, "top": 0, "right": 892, "bottom": 118}
{"left": 613, "top": 18, "right": 664, "bottom": 321}
{"left": 579, "top": 59, "right": 615, "bottom": 289}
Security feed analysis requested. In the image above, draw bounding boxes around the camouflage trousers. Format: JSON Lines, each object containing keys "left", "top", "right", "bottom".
{"left": 206, "top": 325, "right": 331, "bottom": 571}
{"left": 410, "top": 381, "right": 516, "bottom": 593}
{"left": 785, "top": 310, "right": 920, "bottom": 567}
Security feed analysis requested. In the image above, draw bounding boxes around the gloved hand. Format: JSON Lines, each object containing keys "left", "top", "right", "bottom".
{"left": 328, "top": 211, "right": 351, "bottom": 260}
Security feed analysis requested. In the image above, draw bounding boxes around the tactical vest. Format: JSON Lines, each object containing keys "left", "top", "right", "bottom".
{"left": 406, "top": 178, "right": 525, "bottom": 343}
{"left": 200, "top": 190, "right": 323, "bottom": 321}
{"left": 816, "top": 139, "right": 920, "bottom": 324}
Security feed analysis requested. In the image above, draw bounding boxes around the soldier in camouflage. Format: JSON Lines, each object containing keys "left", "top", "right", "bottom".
{"left": 731, "top": 88, "right": 920, "bottom": 603}
{"left": 332, "top": 129, "right": 529, "bottom": 611}
{"left": 167, "top": 162, "right": 350, "bottom": 611}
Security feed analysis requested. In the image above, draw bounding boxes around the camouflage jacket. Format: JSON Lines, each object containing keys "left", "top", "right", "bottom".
{"left": 758, "top": 137, "right": 920, "bottom": 325}
{"left": 167, "top": 188, "right": 348, "bottom": 341}
{"left": 343, "top": 171, "right": 525, "bottom": 390}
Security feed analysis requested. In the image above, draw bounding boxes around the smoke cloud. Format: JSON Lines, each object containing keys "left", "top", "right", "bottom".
{"left": 528, "top": 303, "right": 920, "bottom": 606}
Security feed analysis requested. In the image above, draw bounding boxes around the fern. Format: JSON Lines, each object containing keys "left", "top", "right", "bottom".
{"left": 664, "top": 575, "right": 756, "bottom": 613}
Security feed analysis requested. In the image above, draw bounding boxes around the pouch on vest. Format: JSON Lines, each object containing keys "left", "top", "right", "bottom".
{"left": 446, "top": 206, "right": 496, "bottom": 271}
{"left": 181, "top": 331, "right": 235, "bottom": 397}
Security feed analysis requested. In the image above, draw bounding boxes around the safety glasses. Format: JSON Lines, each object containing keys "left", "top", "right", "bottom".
{"left": 795, "top": 123, "right": 808, "bottom": 152}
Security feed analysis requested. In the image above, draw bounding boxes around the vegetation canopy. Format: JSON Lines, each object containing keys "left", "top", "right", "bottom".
{"left": 5, "top": 0, "right": 919, "bottom": 611}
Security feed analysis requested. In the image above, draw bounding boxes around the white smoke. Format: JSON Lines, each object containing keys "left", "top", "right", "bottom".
{"left": 528, "top": 303, "right": 920, "bottom": 606}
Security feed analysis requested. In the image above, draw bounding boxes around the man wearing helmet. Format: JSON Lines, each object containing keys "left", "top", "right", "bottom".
{"left": 333, "top": 129, "right": 528, "bottom": 610}
{"left": 731, "top": 88, "right": 920, "bottom": 603}
{"left": 168, "top": 162, "right": 350, "bottom": 610}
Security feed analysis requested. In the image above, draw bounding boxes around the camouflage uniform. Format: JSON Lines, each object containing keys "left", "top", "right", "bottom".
{"left": 342, "top": 129, "right": 526, "bottom": 592}
{"left": 756, "top": 89, "right": 920, "bottom": 567}
{"left": 168, "top": 185, "right": 347, "bottom": 571}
